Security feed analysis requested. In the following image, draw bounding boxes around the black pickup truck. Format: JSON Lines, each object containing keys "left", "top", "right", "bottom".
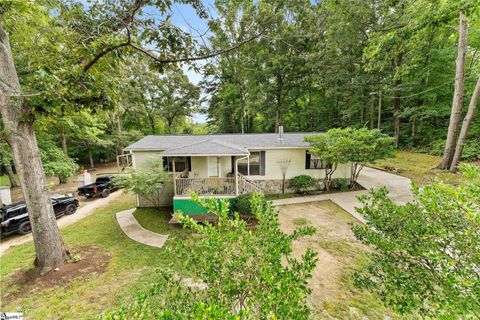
{"left": 0, "top": 196, "right": 79, "bottom": 236}
{"left": 77, "top": 176, "right": 118, "bottom": 199}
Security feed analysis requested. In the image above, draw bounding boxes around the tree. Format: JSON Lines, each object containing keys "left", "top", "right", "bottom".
{"left": 352, "top": 164, "right": 480, "bottom": 318}
{"left": 305, "top": 128, "right": 394, "bottom": 190}
{"left": 341, "top": 128, "right": 395, "bottom": 187}
{"left": 115, "top": 158, "right": 170, "bottom": 207}
{"left": 104, "top": 193, "right": 318, "bottom": 319}
{"left": 304, "top": 130, "right": 351, "bottom": 191}
{"left": 39, "top": 140, "right": 79, "bottom": 184}
{"left": 449, "top": 77, "right": 480, "bottom": 171}
{"left": 0, "top": 142, "right": 18, "bottom": 188}
{"left": 439, "top": 12, "right": 468, "bottom": 169}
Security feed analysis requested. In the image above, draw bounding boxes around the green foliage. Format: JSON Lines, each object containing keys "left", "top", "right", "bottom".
{"left": 39, "top": 140, "right": 78, "bottom": 183}
{"left": 290, "top": 175, "right": 316, "bottom": 194}
{"left": 106, "top": 193, "right": 318, "bottom": 319}
{"left": 232, "top": 192, "right": 267, "bottom": 216}
{"left": 306, "top": 128, "right": 394, "bottom": 189}
{"left": 427, "top": 138, "right": 480, "bottom": 161}
{"left": 332, "top": 178, "right": 350, "bottom": 191}
{"left": 115, "top": 159, "right": 171, "bottom": 207}
{"left": 352, "top": 164, "right": 480, "bottom": 318}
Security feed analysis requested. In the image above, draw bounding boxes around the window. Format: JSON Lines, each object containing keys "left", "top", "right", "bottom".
{"left": 305, "top": 151, "right": 330, "bottom": 169}
{"left": 237, "top": 151, "right": 265, "bottom": 176}
{"left": 163, "top": 157, "right": 191, "bottom": 172}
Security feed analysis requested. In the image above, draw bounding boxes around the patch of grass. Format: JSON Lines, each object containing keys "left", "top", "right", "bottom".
{"left": 133, "top": 207, "right": 191, "bottom": 237}
{"left": 0, "top": 174, "right": 14, "bottom": 186}
{"left": 0, "top": 194, "right": 191, "bottom": 319}
{"left": 371, "top": 150, "right": 466, "bottom": 185}
{"left": 292, "top": 217, "right": 310, "bottom": 226}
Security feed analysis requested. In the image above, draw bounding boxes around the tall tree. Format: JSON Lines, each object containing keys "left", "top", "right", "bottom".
{"left": 439, "top": 12, "right": 468, "bottom": 169}
{"left": 450, "top": 77, "right": 480, "bottom": 171}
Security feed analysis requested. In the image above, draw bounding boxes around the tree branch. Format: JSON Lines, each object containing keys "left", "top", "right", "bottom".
{"left": 128, "top": 29, "right": 265, "bottom": 65}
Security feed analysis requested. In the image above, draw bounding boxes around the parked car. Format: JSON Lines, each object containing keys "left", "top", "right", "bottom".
{"left": 0, "top": 196, "right": 79, "bottom": 236}
{"left": 77, "top": 175, "right": 118, "bottom": 199}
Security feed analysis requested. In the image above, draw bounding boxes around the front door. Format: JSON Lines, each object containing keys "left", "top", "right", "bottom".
{"left": 208, "top": 157, "right": 218, "bottom": 177}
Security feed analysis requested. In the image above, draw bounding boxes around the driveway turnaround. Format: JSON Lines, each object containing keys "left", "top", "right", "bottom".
{"left": 0, "top": 190, "right": 125, "bottom": 256}
{"left": 116, "top": 209, "right": 168, "bottom": 248}
{"left": 272, "top": 167, "right": 413, "bottom": 223}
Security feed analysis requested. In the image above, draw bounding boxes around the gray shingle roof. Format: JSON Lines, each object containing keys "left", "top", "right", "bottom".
{"left": 160, "top": 139, "right": 249, "bottom": 156}
{"left": 124, "top": 132, "right": 320, "bottom": 152}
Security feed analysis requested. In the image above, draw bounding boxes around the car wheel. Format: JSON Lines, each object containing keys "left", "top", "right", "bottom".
{"left": 65, "top": 203, "right": 77, "bottom": 215}
{"left": 18, "top": 221, "right": 32, "bottom": 235}
{"left": 101, "top": 189, "right": 110, "bottom": 198}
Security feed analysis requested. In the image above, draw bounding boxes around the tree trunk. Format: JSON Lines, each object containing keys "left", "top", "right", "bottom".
{"left": 440, "top": 13, "right": 468, "bottom": 169}
{"left": 5, "top": 162, "right": 18, "bottom": 188}
{"left": 60, "top": 130, "right": 67, "bottom": 154}
{"left": 88, "top": 150, "right": 95, "bottom": 169}
{"left": 449, "top": 77, "right": 480, "bottom": 171}
{"left": 0, "top": 24, "right": 70, "bottom": 274}
{"left": 392, "top": 53, "right": 403, "bottom": 148}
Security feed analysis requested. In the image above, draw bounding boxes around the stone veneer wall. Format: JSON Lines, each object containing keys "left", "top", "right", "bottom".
{"left": 255, "top": 179, "right": 325, "bottom": 195}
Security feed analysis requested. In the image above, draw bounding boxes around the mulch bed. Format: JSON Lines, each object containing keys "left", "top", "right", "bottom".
{"left": 2, "top": 246, "right": 111, "bottom": 301}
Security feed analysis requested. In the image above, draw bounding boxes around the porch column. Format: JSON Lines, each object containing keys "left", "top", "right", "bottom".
{"left": 172, "top": 158, "right": 177, "bottom": 196}
{"left": 235, "top": 158, "right": 239, "bottom": 195}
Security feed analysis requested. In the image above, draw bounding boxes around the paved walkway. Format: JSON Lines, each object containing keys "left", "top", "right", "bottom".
{"left": 272, "top": 167, "right": 414, "bottom": 223}
{"left": 0, "top": 190, "right": 126, "bottom": 256}
{"left": 115, "top": 209, "right": 168, "bottom": 248}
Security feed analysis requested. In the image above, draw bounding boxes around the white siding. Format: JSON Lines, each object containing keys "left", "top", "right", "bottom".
{"left": 247, "top": 149, "right": 351, "bottom": 181}
{"left": 131, "top": 149, "right": 351, "bottom": 180}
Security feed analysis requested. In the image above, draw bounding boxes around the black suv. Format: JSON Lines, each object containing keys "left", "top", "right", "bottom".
{"left": 0, "top": 196, "right": 79, "bottom": 236}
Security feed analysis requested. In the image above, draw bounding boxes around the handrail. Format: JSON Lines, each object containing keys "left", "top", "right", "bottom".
{"left": 236, "top": 173, "right": 262, "bottom": 194}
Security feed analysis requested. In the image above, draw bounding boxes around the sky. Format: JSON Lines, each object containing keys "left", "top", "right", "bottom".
{"left": 144, "top": 1, "right": 219, "bottom": 124}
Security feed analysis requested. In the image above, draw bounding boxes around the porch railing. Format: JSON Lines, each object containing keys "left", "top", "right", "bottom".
{"left": 175, "top": 177, "right": 236, "bottom": 196}
{"left": 237, "top": 173, "right": 263, "bottom": 194}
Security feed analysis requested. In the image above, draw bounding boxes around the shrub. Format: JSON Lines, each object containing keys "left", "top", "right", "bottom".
{"left": 428, "top": 139, "right": 480, "bottom": 161}
{"left": 332, "top": 178, "right": 349, "bottom": 191}
{"left": 290, "top": 175, "right": 316, "bottom": 193}
{"left": 353, "top": 164, "right": 480, "bottom": 318}
{"left": 104, "top": 193, "right": 318, "bottom": 319}
{"left": 233, "top": 192, "right": 266, "bottom": 216}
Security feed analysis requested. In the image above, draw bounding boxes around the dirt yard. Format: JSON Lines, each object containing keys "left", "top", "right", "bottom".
{"left": 277, "top": 200, "right": 395, "bottom": 319}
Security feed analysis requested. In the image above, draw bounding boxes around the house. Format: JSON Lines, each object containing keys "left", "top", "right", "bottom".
{"left": 124, "top": 128, "right": 351, "bottom": 214}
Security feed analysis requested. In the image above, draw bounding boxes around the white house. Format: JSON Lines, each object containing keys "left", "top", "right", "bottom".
{"left": 124, "top": 128, "right": 351, "bottom": 213}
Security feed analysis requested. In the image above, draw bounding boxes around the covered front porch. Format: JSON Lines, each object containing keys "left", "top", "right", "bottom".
{"left": 160, "top": 139, "right": 262, "bottom": 197}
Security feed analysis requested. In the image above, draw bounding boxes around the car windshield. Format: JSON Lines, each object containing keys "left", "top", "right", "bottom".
{"left": 96, "top": 177, "right": 111, "bottom": 182}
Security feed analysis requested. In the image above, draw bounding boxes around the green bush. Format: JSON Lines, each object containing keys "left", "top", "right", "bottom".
{"left": 233, "top": 192, "right": 266, "bottom": 216}
{"left": 427, "top": 139, "right": 480, "bottom": 161}
{"left": 332, "top": 178, "right": 350, "bottom": 191}
{"left": 290, "top": 175, "right": 316, "bottom": 193}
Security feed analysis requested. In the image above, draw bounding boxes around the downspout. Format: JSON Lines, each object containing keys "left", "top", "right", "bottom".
{"left": 235, "top": 155, "right": 249, "bottom": 196}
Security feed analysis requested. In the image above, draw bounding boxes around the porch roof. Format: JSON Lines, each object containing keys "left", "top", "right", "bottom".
{"left": 159, "top": 138, "right": 250, "bottom": 156}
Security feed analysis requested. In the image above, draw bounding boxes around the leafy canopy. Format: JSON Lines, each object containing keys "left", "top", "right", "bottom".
{"left": 353, "top": 164, "right": 480, "bottom": 318}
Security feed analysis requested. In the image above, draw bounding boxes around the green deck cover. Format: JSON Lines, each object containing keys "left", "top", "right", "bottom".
{"left": 173, "top": 197, "right": 236, "bottom": 215}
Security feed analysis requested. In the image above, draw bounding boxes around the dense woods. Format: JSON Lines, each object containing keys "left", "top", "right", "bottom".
{"left": 203, "top": 0, "right": 480, "bottom": 160}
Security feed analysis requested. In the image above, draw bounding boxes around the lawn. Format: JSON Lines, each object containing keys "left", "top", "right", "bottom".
{"left": 370, "top": 150, "right": 468, "bottom": 185}
{"left": 0, "top": 195, "right": 190, "bottom": 319}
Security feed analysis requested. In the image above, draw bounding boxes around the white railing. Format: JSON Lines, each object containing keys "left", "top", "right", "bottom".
{"left": 175, "top": 177, "right": 236, "bottom": 196}
{"left": 237, "top": 173, "right": 262, "bottom": 194}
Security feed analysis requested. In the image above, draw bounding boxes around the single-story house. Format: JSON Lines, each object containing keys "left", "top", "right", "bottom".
{"left": 124, "top": 128, "right": 351, "bottom": 213}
